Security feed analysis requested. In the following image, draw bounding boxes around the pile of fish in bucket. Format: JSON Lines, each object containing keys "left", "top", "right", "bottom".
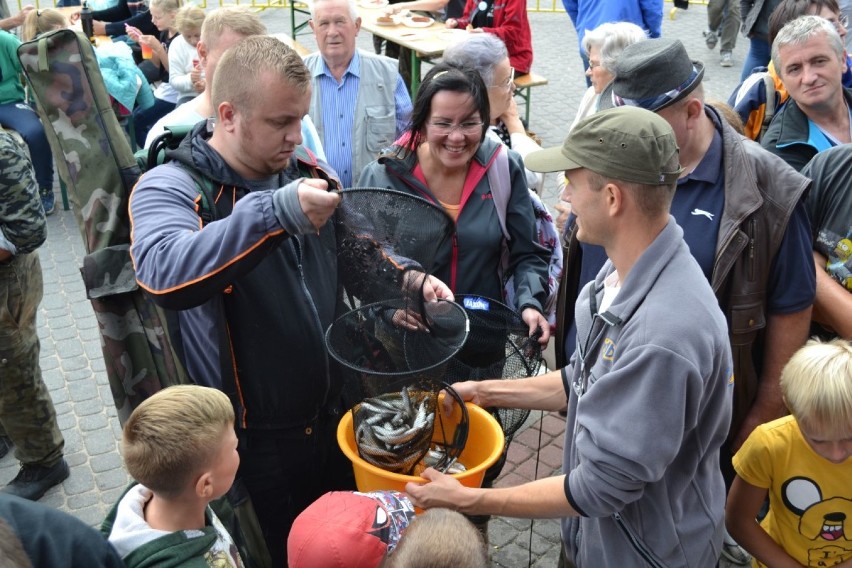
{"left": 354, "top": 386, "right": 466, "bottom": 475}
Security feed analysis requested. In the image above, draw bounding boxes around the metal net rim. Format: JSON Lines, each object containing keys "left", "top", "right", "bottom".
{"left": 325, "top": 298, "right": 471, "bottom": 377}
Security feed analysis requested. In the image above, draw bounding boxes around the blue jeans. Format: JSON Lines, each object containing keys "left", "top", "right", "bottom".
{"left": 0, "top": 102, "right": 54, "bottom": 191}
{"left": 741, "top": 37, "right": 771, "bottom": 81}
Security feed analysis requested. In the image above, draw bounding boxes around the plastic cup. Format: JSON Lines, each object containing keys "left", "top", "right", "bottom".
{"left": 141, "top": 43, "right": 153, "bottom": 60}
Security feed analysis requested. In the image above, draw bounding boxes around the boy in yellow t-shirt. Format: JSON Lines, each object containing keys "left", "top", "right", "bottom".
{"left": 726, "top": 339, "right": 852, "bottom": 568}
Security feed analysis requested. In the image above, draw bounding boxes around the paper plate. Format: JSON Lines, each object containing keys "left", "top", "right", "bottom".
{"left": 402, "top": 16, "right": 434, "bottom": 27}
{"left": 359, "top": 0, "right": 389, "bottom": 7}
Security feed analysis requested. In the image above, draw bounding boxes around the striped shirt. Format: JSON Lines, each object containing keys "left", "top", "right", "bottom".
{"left": 314, "top": 51, "right": 411, "bottom": 187}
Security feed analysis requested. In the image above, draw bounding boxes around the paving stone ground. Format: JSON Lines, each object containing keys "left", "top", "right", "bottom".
{"left": 0, "top": 3, "right": 747, "bottom": 565}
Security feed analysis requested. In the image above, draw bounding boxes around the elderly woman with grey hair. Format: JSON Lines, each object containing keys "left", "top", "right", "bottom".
{"left": 570, "top": 21, "right": 648, "bottom": 131}
{"left": 551, "top": 22, "right": 647, "bottom": 232}
{"left": 442, "top": 32, "right": 545, "bottom": 194}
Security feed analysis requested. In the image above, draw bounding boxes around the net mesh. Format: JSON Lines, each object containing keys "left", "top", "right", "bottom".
{"left": 326, "top": 299, "right": 469, "bottom": 473}
{"left": 333, "top": 188, "right": 454, "bottom": 309}
{"left": 445, "top": 295, "right": 543, "bottom": 440}
{"left": 329, "top": 188, "right": 469, "bottom": 474}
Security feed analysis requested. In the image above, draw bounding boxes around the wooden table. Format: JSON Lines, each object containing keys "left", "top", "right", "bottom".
{"left": 357, "top": 6, "right": 465, "bottom": 94}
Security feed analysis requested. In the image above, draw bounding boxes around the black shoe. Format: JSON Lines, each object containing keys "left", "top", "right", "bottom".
{"left": 1, "top": 459, "right": 69, "bottom": 501}
{"left": 0, "top": 436, "right": 11, "bottom": 459}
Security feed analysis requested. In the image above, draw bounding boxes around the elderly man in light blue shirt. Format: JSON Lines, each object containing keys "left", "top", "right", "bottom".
{"left": 306, "top": 0, "right": 412, "bottom": 187}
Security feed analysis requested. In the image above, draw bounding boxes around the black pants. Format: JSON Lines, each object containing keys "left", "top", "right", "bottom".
{"left": 236, "top": 410, "right": 355, "bottom": 566}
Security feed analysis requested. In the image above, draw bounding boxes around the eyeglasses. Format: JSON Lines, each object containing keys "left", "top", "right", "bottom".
{"left": 427, "top": 120, "right": 484, "bottom": 135}
{"left": 828, "top": 13, "right": 849, "bottom": 31}
{"left": 490, "top": 67, "right": 515, "bottom": 91}
{"left": 588, "top": 60, "right": 601, "bottom": 70}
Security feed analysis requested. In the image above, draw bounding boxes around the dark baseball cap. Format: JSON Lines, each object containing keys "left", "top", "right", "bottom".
{"left": 524, "top": 106, "right": 683, "bottom": 185}
{"left": 599, "top": 38, "right": 705, "bottom": 112}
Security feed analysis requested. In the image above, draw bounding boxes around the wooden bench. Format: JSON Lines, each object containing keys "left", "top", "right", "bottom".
{"left": 513, "top": 72, "right": 548, "bottom": 125}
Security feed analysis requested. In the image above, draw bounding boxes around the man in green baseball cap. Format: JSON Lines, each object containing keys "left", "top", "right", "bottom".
{"left": 553, "top": 42, "right": 814, "bottom": 568}
{"left": 525, "top": 106, "right": 682, "bottom": 249}
{"left": 524, "top": 105, "right": 683, "bottom": 186}
{"left": 405, "top": 104, "right": 736, "bottom": 566}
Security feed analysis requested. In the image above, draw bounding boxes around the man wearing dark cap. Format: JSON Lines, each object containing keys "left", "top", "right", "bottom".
{"left": 406, "top": 106, "right": 734, "bottom": 567}
{"left": 562, "top": 38, "right": 814, "bottom": 497}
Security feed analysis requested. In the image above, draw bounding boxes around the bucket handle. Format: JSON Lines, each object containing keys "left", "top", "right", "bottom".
{"left": 432, "top": 383, "right": 470, "bottom": 473}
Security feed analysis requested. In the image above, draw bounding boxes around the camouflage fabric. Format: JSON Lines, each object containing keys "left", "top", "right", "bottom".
{"left": 17, "top": 29, "right": 188, "bottom": 424}
{"left": 0, "top": 131, "right": 62, "bottom": 465}
{"left": 0, "top": 252, "right": 64, "bottom": 466}
{"left": 0, "top": 129, "right": 44, "bottom": 254}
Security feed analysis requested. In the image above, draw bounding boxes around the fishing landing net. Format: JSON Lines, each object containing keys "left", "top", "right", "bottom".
{"left": 333, "top": 187, "right": 454, "bottom": 311}
{"left": 445, "top": 295, "right": 543, "bottom": 441}
{"left": 326, "top": 299, "right": 469, "bottom": 474}
{"left": 327, "top": 188, "right": 471, "bottom": 474}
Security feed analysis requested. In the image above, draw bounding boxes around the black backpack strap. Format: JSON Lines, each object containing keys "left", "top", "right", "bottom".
{"left": 177, "top": 163, "right": 219, "bottom": 225}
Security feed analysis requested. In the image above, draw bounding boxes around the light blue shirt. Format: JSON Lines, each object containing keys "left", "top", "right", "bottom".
{"left": 315, "top": 51, "right": 411, "bottom": 187}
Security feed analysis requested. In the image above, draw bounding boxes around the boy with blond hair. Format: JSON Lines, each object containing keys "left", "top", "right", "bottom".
{"left": 383, "top": 508, "right": 488, "bottom": 568}
{"left": 102, "top": 385, "right": 243, "bottom": 568}
{"left": 726, "top": 339, "right": 852, "bottom": 567}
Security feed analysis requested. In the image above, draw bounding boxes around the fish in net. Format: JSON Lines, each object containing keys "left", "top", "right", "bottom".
{"left": 328, "top": 189, "right": 469, "bottom": 475}
{"left": 327, "top": 298, "right": 469, "bottom": 474}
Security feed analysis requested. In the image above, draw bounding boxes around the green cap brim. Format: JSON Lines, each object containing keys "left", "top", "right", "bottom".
{"left": 524, "top": 145, "right": 584, "bottom": 173}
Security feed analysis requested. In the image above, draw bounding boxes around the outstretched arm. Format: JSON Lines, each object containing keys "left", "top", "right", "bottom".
{"left": 407, "top": 469, "right": 577, "bottom": 518}
{"left": 130, "top": 166, "right": 336, "bottom": 310}
{"left": 444, "top": 370, "right": 567, "bottom": 414}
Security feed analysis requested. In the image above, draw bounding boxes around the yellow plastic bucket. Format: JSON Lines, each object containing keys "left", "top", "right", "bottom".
{"left": 337, "top": 400, "right": 505, "bottom": 493}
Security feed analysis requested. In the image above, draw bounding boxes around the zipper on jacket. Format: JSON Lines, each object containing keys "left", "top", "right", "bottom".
{"left": 392, "top": 169, "right": 462, "bottom": 294}
{"left": 450, "top": 232, "right": 459, "bottom": 291}
{"left": 612, "top": 512, "right": 668, "bottom": 568}
{"left": 291, "top": 236, "right": 331, "bottom": 409}
{"left": 748, "top": 218, "right": 756, "bottom": 281}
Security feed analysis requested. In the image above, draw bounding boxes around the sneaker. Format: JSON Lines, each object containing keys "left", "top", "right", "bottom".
{"left": 721, "top": 535, "right": 752, "bottom": 565}
{"left": 703, "top": 28, "right": 718, "bottom": 50}
{"left": 0, "top": 436, "right": 11, "bottom": 459}
{"left": 0, "top": 459, "right": 69, "bottom": 501}
{"left": 40, "top": 187, "right": 55, "bottom": 216}
{"left": 720, "top": 51, "right": 734, "bottom": 67}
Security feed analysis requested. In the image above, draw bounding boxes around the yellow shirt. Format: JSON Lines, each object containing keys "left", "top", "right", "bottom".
{"left": 733, "top": 415, "right": 852, "bottom": 567}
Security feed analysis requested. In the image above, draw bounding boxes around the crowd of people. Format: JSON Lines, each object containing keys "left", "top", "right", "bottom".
{"left": 0, "top": 0, "right": 851, "bottom": 566}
